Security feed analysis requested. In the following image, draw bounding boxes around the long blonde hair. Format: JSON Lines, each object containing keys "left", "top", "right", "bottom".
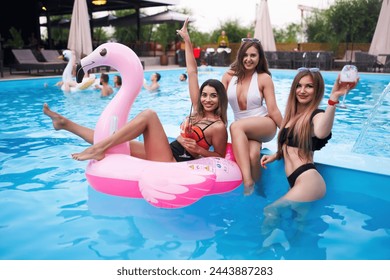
{"left": 277, "top": 70, "right": 325, "bottom": 159}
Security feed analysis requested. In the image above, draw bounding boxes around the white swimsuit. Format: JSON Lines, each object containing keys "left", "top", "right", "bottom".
{"left": 227, "top": 72, "right": 268, "bottom": 121}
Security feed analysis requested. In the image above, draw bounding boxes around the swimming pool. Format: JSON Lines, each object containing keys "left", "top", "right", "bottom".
{"left": 0, "top": 68, "right": 390, "bottom": 260}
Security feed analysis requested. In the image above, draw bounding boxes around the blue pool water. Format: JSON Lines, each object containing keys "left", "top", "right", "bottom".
{"left": 1, "top": 68, "right": 390, "bottom": 260}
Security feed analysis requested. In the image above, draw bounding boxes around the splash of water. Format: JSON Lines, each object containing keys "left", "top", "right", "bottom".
{"left": 352, "top": 82, "right": 390, "bottom": 153}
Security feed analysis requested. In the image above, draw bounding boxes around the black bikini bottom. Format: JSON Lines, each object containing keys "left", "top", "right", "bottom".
{"left": 170, "top": 140, "right": 195, "bottom": 162}
{"left": 287, "top": 163, "right": 317, "bottom": 188}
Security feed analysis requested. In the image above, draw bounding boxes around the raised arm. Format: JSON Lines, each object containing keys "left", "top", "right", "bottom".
{"left": 313, "top": 74, "right": 359, "bottom": 138}
{"left": 177, "top": 18, "right": 200, "bottom": 111}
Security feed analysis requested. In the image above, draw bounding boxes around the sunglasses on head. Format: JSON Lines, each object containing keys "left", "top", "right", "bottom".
{"left": 297, "top": 67, "right": 320, "bottom": 73}
{"left": 241, "top": 38, "right": 260, "bottom": 43}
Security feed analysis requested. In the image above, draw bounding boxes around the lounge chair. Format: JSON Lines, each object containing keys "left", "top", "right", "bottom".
{"left": 382, "top": 55, "right": 390, "bottom": 73}
{"left": 265, "top": 51, "right": 292, "bottom": 69}
{"left": 292, "top": 51, "right": 309, "bottom": 68}
{"left": 40, "top": 49, "right": 67, "bottom": 66}
{"left": 306, "top": 51, "right": 334, "bottom": 70}
{"left": 265, "top": 51, "right": 278, "bottom": 68}
{"left": 333, "top": 50, "right": 361, "bottom": 69}
{"left": 10, "top": 49, "right": 65, "bottom": 75}
{"left": 274, "top": 51, "right": 293, "bottom": 69}
{"left": 354, "top": 52, "right": 378, "bottom": 72}
{"left": 0, "top": 49, "right": 4, "bottom": 78}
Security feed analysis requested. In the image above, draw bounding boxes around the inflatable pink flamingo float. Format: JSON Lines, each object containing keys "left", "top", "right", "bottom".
{"left": 76, "top": 42, "right": 242, "bottom": 208}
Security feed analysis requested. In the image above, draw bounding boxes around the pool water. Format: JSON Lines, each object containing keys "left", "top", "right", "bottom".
{"left": 0, "top": 68, "right": 390, "bottom": 260}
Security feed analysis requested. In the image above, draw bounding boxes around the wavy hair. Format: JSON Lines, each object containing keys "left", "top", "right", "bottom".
{"left": 277, "top": 70, "right": 325, "bottom": 160}
{"left": 195, "top": 79, "right": 228, "bottom": 125}
{"left": 229, "top": 40, "right": 271, "bottom": 82}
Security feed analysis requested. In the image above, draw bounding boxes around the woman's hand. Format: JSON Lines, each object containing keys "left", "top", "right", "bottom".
{"left": 181, "top": 137, "right": 200, "bottom": 155}
{"left": 260, "top": 153, "right": 277, "bottom": 169}
{"left": 180, "top": 116, "right": 192, "bottom": 135}
{"left": 176, "top": 18, "right": 190, "bottom": 42}
{"left": 329, "top": 74, "right": 359, "bottom": 101}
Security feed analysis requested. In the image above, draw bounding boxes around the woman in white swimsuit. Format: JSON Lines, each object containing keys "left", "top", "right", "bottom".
{"left": 222, "top": 38, "right": 283, "bottom": 195}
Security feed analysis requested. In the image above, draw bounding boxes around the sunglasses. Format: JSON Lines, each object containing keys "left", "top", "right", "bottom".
{"left": 241, "top": 38, "right": 260, "bottom": 43}
{"left": 297, "top": 67, "right": 320, "bottom": 73}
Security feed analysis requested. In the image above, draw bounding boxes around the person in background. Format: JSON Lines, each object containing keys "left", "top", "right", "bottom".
{"left": 179, "top": 73, "right": 187, "bottom": 81}
{"left": 143, "top": 72, "right": 161, "bottom": 92}
{"left": 261, "top": 67, "right": 359, "bottom": 203}
{"left": 113, "top": 75, "right": 122, "bottom": 88}
{"left": 193, "top": 46, "right": 202, "bottom": 66}
{"left": 95, "top": 72, "right": 114, "bottom": 97}
{"left": 217, "top": 30, "right": 229, "bottom": 48}
{"left": 217, "top": 30, "right": 231, "bottom": 66}
{"left": 222, "top": 38, "right": 283, "bottom": 195}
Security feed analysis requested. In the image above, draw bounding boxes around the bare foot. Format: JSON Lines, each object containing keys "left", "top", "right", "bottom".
{"left": 43, "top": 103, "right": 67, "bottom": 130}
{"left": 244, "top": 184, "right": 254, "bottom": 196}
{"left": 243, "top": 178, "right": 255, "bottom": 196}
{"left": 71, "top": 145, "right": 105, "bottom": 161}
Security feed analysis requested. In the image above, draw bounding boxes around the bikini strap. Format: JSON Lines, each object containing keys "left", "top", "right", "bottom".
{"left": 198, "top": 119, "right": 221, "bottom": 132}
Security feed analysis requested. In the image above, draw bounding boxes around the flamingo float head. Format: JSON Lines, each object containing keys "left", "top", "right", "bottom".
{"left": 76, "top": 42, "right": 144, "bottom": 155}
{"left": 76, "top": 43, "right": 143, "bottom": 85}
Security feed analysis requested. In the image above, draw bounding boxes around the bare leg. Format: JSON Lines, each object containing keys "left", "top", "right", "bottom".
{"left": 230, "top": 117, "right": 276, "bottom": 195}
{"left": 249, "top": 140, "right": 262, "bottom": 194}
{"left": 44, "top": 103, "right": 149, "bottom": 158}
{"left": 43, "top": 103, "right": 94, "bottom": 144}
{"left": 129, "top": 141, "right": 146, "bottom": 159}
{"left": 64, "top": 81, "right": 77, "bottom": 92}
{"left": 281, "top": 170, "right": 326, "bottom": 202}
{"left": 72, "top": 109, "right": 175, "bottom": 162}
{"left": 230, "top": 123, "right": 254, "bottom": 194}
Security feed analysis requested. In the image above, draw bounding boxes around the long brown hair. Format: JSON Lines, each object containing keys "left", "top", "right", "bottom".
{"left": 277, "top": 70, "right": 325, "bottom": 159}
{"left": 229, "top": 40, "right": 271, "bottom": 82}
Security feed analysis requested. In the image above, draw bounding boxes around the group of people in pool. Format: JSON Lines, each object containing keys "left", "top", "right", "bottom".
{"left": 43, "top": 19, "right": 358, "bottom": 205}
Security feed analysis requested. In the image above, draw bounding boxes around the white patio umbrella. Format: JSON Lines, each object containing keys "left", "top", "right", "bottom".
{"left": 67, "top": 0, "right": 93, "bottom": 63}
{"left": 141, "top": 10, "right": 194, "bottom": 24}
{"left": 254, "top": 0, "right": 276, "bottom": 51}
{"left": 368, "top": 0, "right": 390, "bottom": 65}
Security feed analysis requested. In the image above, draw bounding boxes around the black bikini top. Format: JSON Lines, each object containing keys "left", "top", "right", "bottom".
{"left": 279, "top": 109, "right": 332, "bottom": 151}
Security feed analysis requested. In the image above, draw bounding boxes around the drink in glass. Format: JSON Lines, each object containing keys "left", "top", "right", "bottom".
{"left": 339, "top": 65, "right": 358, "bottom": 108}
{"left": 179, "top": 113, "right": 194, "bottom": 159}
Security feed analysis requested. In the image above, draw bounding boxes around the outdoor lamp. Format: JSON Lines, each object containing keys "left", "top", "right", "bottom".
{"left": 92, "top": 0, "right": 106, "bottom": 5}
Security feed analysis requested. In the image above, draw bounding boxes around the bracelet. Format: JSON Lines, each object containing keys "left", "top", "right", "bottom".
{"left": 328, "top": 99, "right": 339, "bottom": 106}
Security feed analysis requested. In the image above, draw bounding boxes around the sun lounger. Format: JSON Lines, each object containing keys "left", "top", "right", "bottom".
{"left": 40, "top": 49, "right": 67, "bottom": 66}
{"left": 354, "top": 52, "right": 378, "bottom": 72}
{"left": 381, "top": 55, "right": 390, "bottom": 73}
{"left": 0, "top": 49, "right": 4, "bottom": 78}
{"left": 333, "top": 50, "right": 361, "bottom": 69}
{"left": 10, "top": 49, "right": 65, "bottom": 75}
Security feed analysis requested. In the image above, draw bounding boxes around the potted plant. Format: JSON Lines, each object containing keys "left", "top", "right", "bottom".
{"left": 4, "top": 27, "right": 24, "bottom": 49}
{"left": 154, "top": 23, "right": 181, "bottom": 66}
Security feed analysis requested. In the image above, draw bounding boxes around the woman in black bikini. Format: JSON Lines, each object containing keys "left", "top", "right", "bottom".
{"left": 260, "top": 67, "right": 358, "bottom": 202}
{"left": 44, "top": 19, "right": 228, "bottom": 163}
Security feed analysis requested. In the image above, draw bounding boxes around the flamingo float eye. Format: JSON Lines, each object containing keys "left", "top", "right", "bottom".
{"left": 100, "top": 48, "right": 107, "bottom": 57}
